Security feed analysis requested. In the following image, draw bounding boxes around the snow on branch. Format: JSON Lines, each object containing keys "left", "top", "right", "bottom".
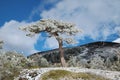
{"left": 19, "top": 19, "right": 82, "bottom": 44}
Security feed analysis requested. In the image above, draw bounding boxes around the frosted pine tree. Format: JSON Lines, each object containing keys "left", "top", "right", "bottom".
{"left": 20, "top": 19, "right": 81, "bottom": 67}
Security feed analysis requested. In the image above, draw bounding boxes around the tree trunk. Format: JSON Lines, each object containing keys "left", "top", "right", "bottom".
{"left": 58, "top": 39, "right": 67, "bottom": 67}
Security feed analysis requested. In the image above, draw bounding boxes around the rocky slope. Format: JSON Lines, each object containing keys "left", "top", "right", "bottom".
{"left": 28, "top": 41, "right": 120, "bottom": 71}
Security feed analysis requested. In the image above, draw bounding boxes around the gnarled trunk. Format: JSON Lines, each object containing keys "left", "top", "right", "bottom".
{"left": 58, "top": 39, "right": 67, "bottom": 67}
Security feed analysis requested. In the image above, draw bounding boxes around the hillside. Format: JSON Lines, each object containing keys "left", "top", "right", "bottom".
{"left": 28, "top": 41, "right": 120, "bottom": 70}
{"left": 0, "top": 41, "right": 120, "bottom": 80}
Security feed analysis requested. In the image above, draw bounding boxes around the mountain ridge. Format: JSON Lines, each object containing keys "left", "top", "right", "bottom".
{"left": 28, "top": 41, "right": 120, "bottom": 57}
{"left": 28, "top": 41, "right": 120, "bottom": 71}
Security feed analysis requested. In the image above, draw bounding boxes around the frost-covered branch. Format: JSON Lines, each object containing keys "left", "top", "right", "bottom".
{"left": 19, "top": 19, "right": 81, "bottom": 44}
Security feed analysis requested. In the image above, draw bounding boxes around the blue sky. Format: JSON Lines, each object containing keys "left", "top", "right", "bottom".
{"left": 0, "top": 0, "right": 59, "bottom": 26}
{"left": 0, "top": 0, "right": 120, "bottom": 56}
{"left": 0, "top": 0, "right": 38, "bottom": 26}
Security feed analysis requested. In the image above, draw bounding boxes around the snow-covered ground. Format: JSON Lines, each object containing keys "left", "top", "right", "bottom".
{"left": 15, "top": 67, "right": 120, "bottom": 80}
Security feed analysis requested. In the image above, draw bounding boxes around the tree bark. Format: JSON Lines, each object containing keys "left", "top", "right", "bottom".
{"left": 58, "top": 39, "right": 67, "bottom": 67}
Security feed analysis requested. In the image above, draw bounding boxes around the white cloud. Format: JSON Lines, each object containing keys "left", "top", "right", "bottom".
{"left": 113, "top": 38, "right": 120, "bottom": 43}
{"left": 113, "top": 27, "right": 120, "bottom": 42}
{"left": 29, "top": 0, "right": 59, "bottom": 20}
{"left": 115, "top": 26, "right": 120, "bottom": 36}
{"left": 44, "top": 37, "right": 58, "bottom": 49}
{"left": 39, "top": 0, "right": 120, "bottom": 48}
{"left": 40, "top": 0, "right": 120, "bottom": 41}
{"left": 0, "top": 20, "right": 39, "bottom": 55}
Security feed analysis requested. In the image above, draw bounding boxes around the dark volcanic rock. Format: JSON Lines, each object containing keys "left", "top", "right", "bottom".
{"left": 28, "top": 41, "right": 120, "bottom": 70}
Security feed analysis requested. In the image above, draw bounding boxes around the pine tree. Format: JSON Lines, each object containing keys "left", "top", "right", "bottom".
{"left": 20, "top": 19, "right": 81, "bottom": 67}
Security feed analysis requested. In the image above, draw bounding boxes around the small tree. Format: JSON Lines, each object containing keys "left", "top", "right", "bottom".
{"left": 20, "top": 19, "right": 81, "bottom": 67}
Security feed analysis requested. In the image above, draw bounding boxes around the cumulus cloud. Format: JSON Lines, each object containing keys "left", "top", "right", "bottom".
{"left": 113, "top": 38, "right": 120, "bottom": 43}
{"left": 113, "top": 27, "right": 120, "bottom": 42}
{"left": 29, "top": 0, "right": 59, "bottom": 20}
{"left": 0, "top": 20, "right": 39, "bottom": 55}
{"left": 115, "top": 26, "right": 120, "bottom": 36}
{"left": 44, "top": 37, "right": 58, "bottom": 49}
{"left": 39, "top": 0, "right": 120, "bottom": 48}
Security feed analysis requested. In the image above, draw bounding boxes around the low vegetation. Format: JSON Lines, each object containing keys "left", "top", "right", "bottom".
{"left": 40, "top": 70, "right": 110, "bottom": 80}
{"left": 0, "top": 50, "right": 39, "bottom": 80}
